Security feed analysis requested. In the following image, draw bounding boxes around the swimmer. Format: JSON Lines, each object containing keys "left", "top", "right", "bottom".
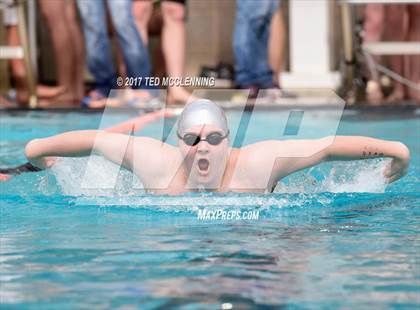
{"left": 0, "top": 110, "right": 174, "bottom": 181}
{"left": 23, "top": 100, "right": 410, "bottom": 194}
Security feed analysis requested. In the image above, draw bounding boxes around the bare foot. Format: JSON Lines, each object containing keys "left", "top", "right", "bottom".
{"left": 37, "top": 91, "right": 81, "bottom": 108}
{"left": 103, "top": 90, "right": 152, "bottom": 108}
{"left": 85, "top": 98, "right": 108, "bottom": 109}
{"left": 366, "top": 81, "right": 383, "bottom": 106}
{"left": 82, "top": 90, "right": 156, "bottom": 109}
{"left": 0, "top": 95, "right": 14, "bottom": 108}
{"left": 82, "top": 98, "right": 135, "bottom": 109}
{"left": 127, "top": 89, "right": 151, "bottom": 101}
{"left": 384, "top": 84, "right": 406, "bottom": 104}
{"left": 13, "top": 85, "right": 65, "bottom": 107}
{"left": 79, "top": 90, "right": 107, "bottom": 109}
{"left": 367, "top": 89, "right": 383, "bottom": 106}
{"left": 37, "top": 85, "right": 65, "bottom": 99}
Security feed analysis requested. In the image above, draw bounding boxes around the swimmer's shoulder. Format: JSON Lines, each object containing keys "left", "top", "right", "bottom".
{"left": 239, "top": 140, "right": 298, "bottom": 160}
{"left": 236, "top": 140, "right": 287, "bottom": 163}
{"left": 131, "top": 136, "right": 180, "bottom": 175}
{"left": 233, "top": 140, "right": 291, "bottom": 178}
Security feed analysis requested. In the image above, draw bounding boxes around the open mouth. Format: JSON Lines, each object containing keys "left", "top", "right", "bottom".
{"left": 198, "top": 158, "right": 210, "bottom": 172}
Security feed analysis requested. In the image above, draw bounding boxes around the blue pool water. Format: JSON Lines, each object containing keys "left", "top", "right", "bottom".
{"left": 1, "top": 109, "right": 419, "bottom": 309}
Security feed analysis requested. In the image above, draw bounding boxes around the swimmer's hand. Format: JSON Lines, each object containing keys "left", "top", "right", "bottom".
{"left": 0, "top": 173, "right": 12, "bottom": 181}
{"left": 25, "top": 139, "right": 60, "bottom": 169}
{"left": 384, "top": 142, "right": 410, "bottom": 183}
{"left": 34, "top": 156, "right": 57, "bottom": 170}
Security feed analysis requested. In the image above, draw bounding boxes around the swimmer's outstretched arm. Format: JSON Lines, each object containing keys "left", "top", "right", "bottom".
{"left": 259, "top": 136, "right": 410, "bottom": 183}
{"left": 1, "top": 110, "right": 174, "bottom": 179}
{"left": 24, "top": 110, "right": 174, "bottom": 168}
{"left": 25, "top": 130, "right": 135, "bottom": 170}
{"left": 325, "top": 136, "right": 410, "bottom": 183}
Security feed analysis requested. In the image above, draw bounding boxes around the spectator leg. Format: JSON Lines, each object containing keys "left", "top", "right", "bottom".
{"left": 161, "top": 1, "right": 190, "bottom": 104}
{"left": 107, "top": 0, "right": 151, "bottom": 89}
{"left": 383, "top": 4, "right": 408, "bottom": 103}
{"left": 405, "top": 4, "right": 420, "bottom": 103}
{"left": 268, "top": 8, "right": 285, "bottom": 87}
{"left": 7, "top": 25, "right": 64, "bottom": 106}
{"left": 363, "top": 4, "right": 385, "bottom": 105}
{"left": 39, "top": 0, "right": 79, "bottom": 105}
{"left": 132, "top": 0, "right": 153, "bottom": 45}
{"left": 65, "top": 0, "right": 85, "bottom": 103}
{"left": 233, "top": 0, "right": 275, "bottom": 89}
{"left": 77, "top": 0, "right": 116, "bottom": 96}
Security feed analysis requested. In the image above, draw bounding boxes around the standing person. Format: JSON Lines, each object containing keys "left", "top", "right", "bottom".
{"left": 384, "top": 4, "right": 420, "bottom": 104}
{"left": 132, "top": 0, "right": 191, "bottom": 104}
{"left": 382, "top": 4, "right": 408, "bottom": 103}
{"left": 363, "top": 4, "right": 420, "bottom": 105}
{"left": 38, "top": 0, "right": 85, "bottom": 107}
{"left": 77, "top": 0, "right": 151, "bottom": 106}
{"left": 404, "top": 4, "right": 420, "bottom": 103}
{"left": 268, "top": 3, "right": 285, "bottom": 89}
{"left": 233, "top": 0, "right": 285, "bottom": 98}
{"left": 363, "top": 3, "right": 385, "bottom": 105}
{"left": 1, "top": 0, "right": 64, "bottom": 107}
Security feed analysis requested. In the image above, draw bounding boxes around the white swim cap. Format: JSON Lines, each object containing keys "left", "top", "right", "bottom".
{"left": 177, "top": 99, "right": 229, "bottom": 136}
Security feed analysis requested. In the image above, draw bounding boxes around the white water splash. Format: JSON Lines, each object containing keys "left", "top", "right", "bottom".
{"left": 275, "top": 159, "right": 389, "bottom": 194}
{"left": 322, "top": 160, "right": 388, "bottom": 193}
{"left": 51, "top": 157, "right": 143, "bottom": 197}
{"left": 51, "top": 157, "right": 389, "bottom": 199}
{"left": 74, "top": 195, "right": 296, "bottom": 211}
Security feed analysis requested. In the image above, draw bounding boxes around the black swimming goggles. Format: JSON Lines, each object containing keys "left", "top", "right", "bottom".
{"left": 177, "top": 131, "right": 229, "bottom": 146}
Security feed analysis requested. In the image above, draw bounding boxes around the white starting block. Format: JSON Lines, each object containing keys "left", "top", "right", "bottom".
{"left": 0, "top": 0, "right": 37, "bottom": 108}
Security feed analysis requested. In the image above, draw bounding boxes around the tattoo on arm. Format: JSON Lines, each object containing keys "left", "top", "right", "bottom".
{"left": 360, "top": 146, "right": 384, "bottom": 159}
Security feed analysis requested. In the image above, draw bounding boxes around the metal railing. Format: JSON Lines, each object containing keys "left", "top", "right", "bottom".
{"left": 0, "top": 0, "right": 37, "bottom": 108}
{"left": 338, "top": 0, "right": 420, "bottom": 104}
